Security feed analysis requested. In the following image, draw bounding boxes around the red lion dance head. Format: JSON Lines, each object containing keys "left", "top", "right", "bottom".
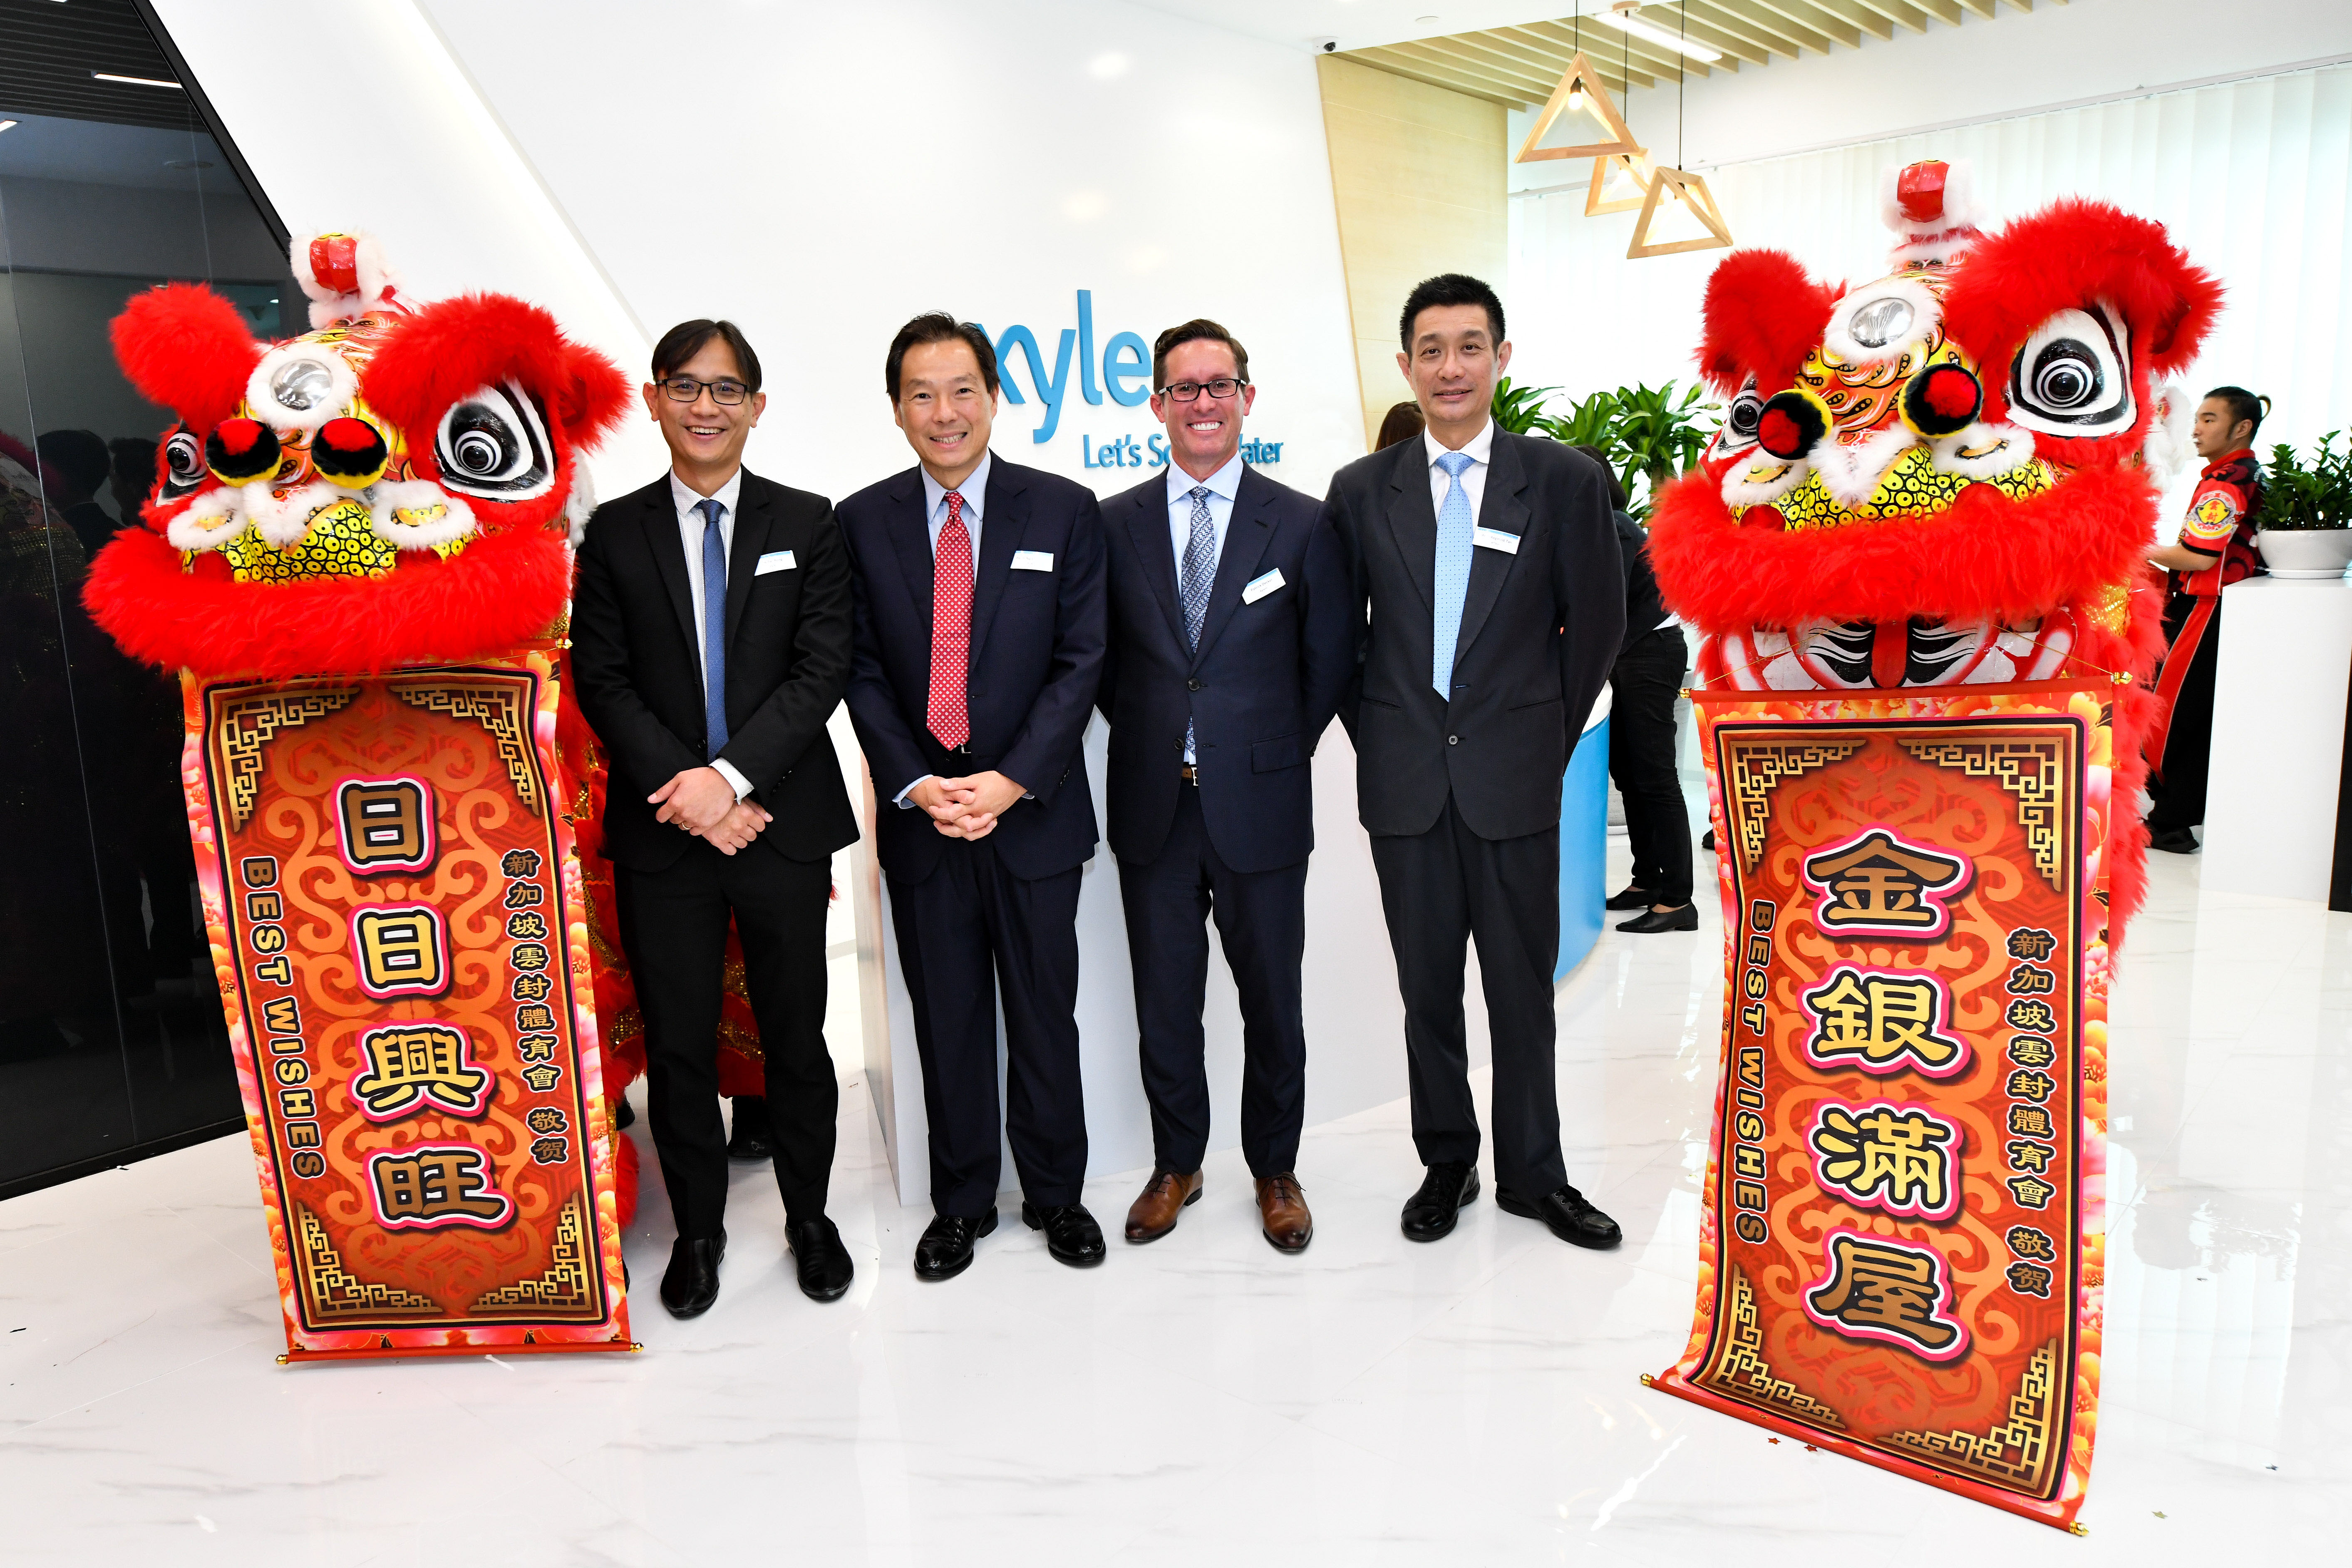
{"left": 1647, "top": 160, "right": 2223, "bottom": 937}
{"left": 85, "top": 231, "right": 631, "bottom": 677}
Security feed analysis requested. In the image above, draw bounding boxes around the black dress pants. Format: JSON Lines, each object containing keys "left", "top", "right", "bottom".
{"left": 616, "top": 843, "right": 836, "bottom": 1239}
{"left": 1116, "top": 784, "right": 1309, "bottom": 1179}
{"left": 2146, "top": 593, "right": 2220, "bottom": 833}
{"left": 1368, "top": 796, "right": 1568, "bottom": 1197}
{"left": 1608, "top": 626, "right": 1694, "bottom": 906}
{"left": 888, "top": 837, "right": 1087, "bottom": 1217}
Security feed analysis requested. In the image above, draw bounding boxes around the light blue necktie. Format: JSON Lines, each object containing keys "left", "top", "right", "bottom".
{"left": 696, "top": 496, "right": 729, "bottom": 758}
{"left": 1431, "top": 450, "right": 1476, "bottom": 700}
{"left": 1179, "top": 485, "right": 1215, "bottom": 762}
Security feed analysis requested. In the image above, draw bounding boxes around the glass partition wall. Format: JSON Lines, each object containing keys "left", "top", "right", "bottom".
{"left": 0, "top": 0, "right": 295, "bottom": 1195}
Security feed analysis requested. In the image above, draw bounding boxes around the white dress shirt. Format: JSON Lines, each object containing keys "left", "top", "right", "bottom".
{"left": 668, "top": 469, "right": 753, "bottom": 801}
{"left": 897, "top": 452, "right": 994, "bottom": 807}
{"left": 1424, "top": 419, "right": 1494, "bottom": 525}
{"left": 1167, "top": 451, "right": 1244, "bottom": 763}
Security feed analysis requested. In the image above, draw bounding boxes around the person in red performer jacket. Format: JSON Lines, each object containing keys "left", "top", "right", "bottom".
{"left": 2143, "top": 385, "right": 2269, "bottom": 854}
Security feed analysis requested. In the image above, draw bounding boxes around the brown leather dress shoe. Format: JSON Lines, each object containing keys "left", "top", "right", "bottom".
{"left": 1124, "top": 1168, "right": 1202, "bottom": 1243}
{"left": 1254, "top": 1172, "right": 1312, "bottom": 1253}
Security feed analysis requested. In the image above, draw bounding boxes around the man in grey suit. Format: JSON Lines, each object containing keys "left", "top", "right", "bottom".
{"left": 1322, "top": 274, "right": 1625, "bottom": 1250}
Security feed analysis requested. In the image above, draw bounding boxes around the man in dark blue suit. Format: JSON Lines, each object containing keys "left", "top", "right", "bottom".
{"left": 1097, "top": 320, "right": 1352, "bottom": 1253}
{"left": 839, "top": 314, "right": 1109, "bottom": 1281}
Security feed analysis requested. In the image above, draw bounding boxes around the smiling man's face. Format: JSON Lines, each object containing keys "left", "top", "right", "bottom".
{"left": 891, "top": 337, "right": 997, "bottom": 489}
{"left": 644, "top": 337, "right": 764, "bottom": 487}
{"left": 1150, "top": 336, "right": 1255, "bottom": 481}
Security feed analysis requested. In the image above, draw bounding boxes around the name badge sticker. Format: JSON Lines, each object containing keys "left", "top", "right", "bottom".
{"left": 1242, "top": 568, "right": 1286, "bottom": 604}
{"left": 1473, "top": 527, "right": 1522, "bottom": 555}
{"left": 1012, "top": 550, "right": 1055, "bottom": 572}
{"left": 754, "top": 550, "right": 797, "bottom": 575}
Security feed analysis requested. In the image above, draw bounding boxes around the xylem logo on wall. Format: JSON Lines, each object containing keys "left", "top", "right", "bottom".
{"left": 975, "top": 290, "right": 1285, "bottom": 469}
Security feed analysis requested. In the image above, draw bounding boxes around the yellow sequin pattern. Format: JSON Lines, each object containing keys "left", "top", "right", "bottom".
{"left": 1779, "top": 448, "right": 2055, "bottom": 532}
{"left": 220, "top": 499, "right": 396, "bottom": 583}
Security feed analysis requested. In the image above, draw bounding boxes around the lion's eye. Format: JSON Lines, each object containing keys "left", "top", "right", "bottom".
{"left": 1716, "top": 379, "right": 1764, "bottom": 453}
{"left": 2006, "top": 305, "right": 2133, "bottom": 435}
{"left": 161, "top": 428, "right": 206, "bottom": 498}
{"left": 432, "top": 382, "right": 553, "bottom": 500}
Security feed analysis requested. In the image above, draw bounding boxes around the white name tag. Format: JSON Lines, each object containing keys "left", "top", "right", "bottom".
{"left": 1473, "top": 526, "right": 1521, "bottom": 555}
{"left": 1242, "top": 568, "right": 1285, "bottom": 604}
{"left": 1012, "top": 550, "right": 1055, "bottom": 571}
{"left": 754, "top": 550, "right": 796, "bottom": 575}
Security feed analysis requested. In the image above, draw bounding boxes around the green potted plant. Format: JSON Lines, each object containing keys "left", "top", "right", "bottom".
{"left": 2258, "top": 431, "right": 2352, "bottom": 580}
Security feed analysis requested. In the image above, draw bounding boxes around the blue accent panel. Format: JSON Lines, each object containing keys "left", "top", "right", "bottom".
{"left": 1556, "top": 717, "right": 1609, "bottom": 982}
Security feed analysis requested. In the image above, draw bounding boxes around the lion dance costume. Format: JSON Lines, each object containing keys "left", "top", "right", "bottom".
{"left": 84, "top": 234, "right": 656, "bottom": 1361}
{"left": 1641, "top": 162, "right": 2219, "bottom": 1529}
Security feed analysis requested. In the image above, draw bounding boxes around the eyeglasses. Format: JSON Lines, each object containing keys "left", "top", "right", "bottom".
{"left": 1159, "top": 378, "right": 1246, "bottom": 402}
{"left": 660, "top": 376, "right": 750, "bottom": 405}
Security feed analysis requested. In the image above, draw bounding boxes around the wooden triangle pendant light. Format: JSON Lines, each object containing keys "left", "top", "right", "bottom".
{"left": 1586, "top": 150, "right": 1654, "bottom": 216}
{"left": 1514, "top": 52, "right": 1639, "bottom": 164}
{"left": 1626, "top": 165, "right": 1733, "bottom": 258}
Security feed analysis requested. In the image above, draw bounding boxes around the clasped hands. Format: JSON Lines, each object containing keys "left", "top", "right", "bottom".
{"left": 908, "top": 771, "right": 1024, "bottom": 840}
{"left": 650, "top": 767, "right": 769, "bottom": 854}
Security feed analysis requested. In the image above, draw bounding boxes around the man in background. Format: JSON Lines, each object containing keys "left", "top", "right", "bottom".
{"left": 1096, "top": 320, "right": 1352, "bottom": 1252}
{"left": 1323, "top": 274, "right": 1625, "bottom": 1252}
{"left": 571, "top": 320, "right": 859, "bottom": 1317}
{"left": 840, "top": 314, "right": 1109, "bottom": 1281}
{"left": 34, "top": 429, "right": 116, "bottom": 558}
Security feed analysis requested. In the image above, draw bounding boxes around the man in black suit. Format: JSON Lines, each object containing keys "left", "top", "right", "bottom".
{"left": 1097, "top": 320, "right": 1352, "bottom": 1253}
{"left": 571, "top": 319, "right": 858, "bottom": 1316}
{"left": 1324, "top": 275, "right": 1626, "bottom": 1250}
{"left": 840, "top": 314, "right": 1109, "bottom": 1281}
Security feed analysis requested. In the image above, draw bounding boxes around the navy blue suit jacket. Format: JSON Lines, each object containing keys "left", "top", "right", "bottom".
{"left": 1097, "top": 464, "right": 1352, "bottom": 874}
{"left": 840, "top": 456, "right": 1107, "bottom": 884}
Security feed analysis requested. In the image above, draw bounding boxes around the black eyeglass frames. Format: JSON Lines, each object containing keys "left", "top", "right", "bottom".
{"left": 660, "top": 376, "right": 751, "bottom": 405}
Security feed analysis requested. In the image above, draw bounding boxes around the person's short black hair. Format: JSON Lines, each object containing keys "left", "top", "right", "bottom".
{"left": 2204, "top": 385, "right": 2269, "bottom": 442}
{"left": 886, "top": 313, "right": 1000, "bottom": 401}
{"left": 1571, "top": 443, "right": 1631, "bottom": 511}
{"left": 34, "top": 428, "right": 110, "bottom": 493}
{"left": 109, "top": 436, "right": 158, "bottom": 488}
{"left": 1375, "top": 400, "right": 1425, "bottom": 451}
{"left": 652, "top": 319, "right": 762, "bottom": 393}
{"left": 1399, "top": 273, "right": 1505, "bottom": 352}
{"left": 1151, "top": 319, "right": 1250, "bottom": 389}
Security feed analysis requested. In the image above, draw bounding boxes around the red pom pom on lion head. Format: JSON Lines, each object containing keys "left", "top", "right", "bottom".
{"left": 85, "top": 232, "right": 630, "bottom": 678}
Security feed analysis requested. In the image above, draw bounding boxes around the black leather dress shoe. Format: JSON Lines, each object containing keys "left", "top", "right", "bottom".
{"left": 1496, "top": 1183, "right": 1622, "bottom": 1249}
{"left": 1021, "top": 1201, "right": 1107, "bottom": 1267}
{"left": 1604, "top": 885, "right": 1654, "bottom": 911}
{"left": 1701, "top": 828, "right": 1716, "bottom": 851}
{"left": 725, "top": 1096, "right": 774, "bottom": 1161}
{"left": 613, "top": 1094, "right": 635, "bottom": 1130}
{"left": 2149, "top": 827, "right": 2200, "bottom": 854}
{"left": 788, "top": 1217, "right": 854, "bottom": 1303}
{"left": 1400, "top": 1161, "right": 1479, "bottom": 1242}
{"left": 914, "top": 1209, "right": 997, "bottom": 1281}
{"left": 660, "top": 1232, "right": 725, "bottom": 1318}
{"left": 1617, "top": 903, "right": 1698, "bottom": 933}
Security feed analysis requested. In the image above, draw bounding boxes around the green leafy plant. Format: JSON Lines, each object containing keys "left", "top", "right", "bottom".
{"left": 1490, "top": 377, "right": 1565, "bottom": 436}
{"left": 1485, "top": 377, "right": 1722, "bottom": 518}
{"left": 2263, "top": 431, "right": 2352, "bottom": 531}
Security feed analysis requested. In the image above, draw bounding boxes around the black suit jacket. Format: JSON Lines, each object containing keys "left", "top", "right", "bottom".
{"left": 570, "top": 470, "right": 858, "bottom": 871}
{"left": 1328, "top": 432, "right": 1624, "bottom": 841}
{"left": 840, "top": 456, "right": 1107, "bottom": 883}
{"left": 1613, "top": 508, "right": 1668, "bottom": 656}
{"left": 1097, "top": 464, "right": 1352, "bottom": 874}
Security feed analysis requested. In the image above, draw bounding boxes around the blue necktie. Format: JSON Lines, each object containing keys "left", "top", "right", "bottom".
{"left": 697, "top": 496, "right": 729, "bottom": 758}
{"left": 1179, "top": 485, "right": 1215, "bottom": 762}
{"left": 1432, "top": 450, "right": 1475, "bottom": 700}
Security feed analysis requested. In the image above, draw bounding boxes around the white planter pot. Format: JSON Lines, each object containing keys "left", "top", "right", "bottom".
{"left": 2256, "top": 528, "right": 2352, "bottom": 580}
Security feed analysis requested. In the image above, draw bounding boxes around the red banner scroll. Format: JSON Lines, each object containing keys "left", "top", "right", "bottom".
{"left": 187, "top": 649, "right": 633, "bottom": 1361}
{"left": 1650, "top": 682, "right": 2111, "bottom": 1533}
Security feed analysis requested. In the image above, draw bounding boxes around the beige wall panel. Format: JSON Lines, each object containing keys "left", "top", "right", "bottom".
{"left": 1316, "top": 54, "right": 1507, "bottom": 451}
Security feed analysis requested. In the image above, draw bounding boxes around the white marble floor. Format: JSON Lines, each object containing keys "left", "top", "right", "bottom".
{"left": 2, "top": 844, "right": 2345, "bottom": 1566}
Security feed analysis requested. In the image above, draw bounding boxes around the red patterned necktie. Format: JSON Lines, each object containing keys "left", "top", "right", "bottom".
{"left": 925, "top": 490, "right": 973, "bottom": 748}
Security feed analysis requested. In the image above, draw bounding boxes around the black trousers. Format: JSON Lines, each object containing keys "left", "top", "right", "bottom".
{"left": 1116, "top": 784, "right": 1309, "bottom": 1179}
{"left": 615, "top": 844, "right": 835, "bottom": 1239}
{"left": 1368, "top": 796, "right": 1568, "bottom": 1197}
{"left": 2146, "top": 593, "right": 2220, "bottom": 833}
{"left": 1609, "top": 626, "right": 1694, "bottom": 906}
{"left": 888, "top": 838, "right": 1086, "bottom": 1216}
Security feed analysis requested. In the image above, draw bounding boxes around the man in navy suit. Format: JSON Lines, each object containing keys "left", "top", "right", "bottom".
{"left": 1097, "top": 320, "right": 1352, "bottom": 1252}
{"left": 839, "top": 314, "right": 1109, "bottom": 1281}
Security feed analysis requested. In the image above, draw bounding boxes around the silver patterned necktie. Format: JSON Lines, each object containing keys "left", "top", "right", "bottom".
{"left": 1179, "top": 485, "right": 1214, "bottom": 761}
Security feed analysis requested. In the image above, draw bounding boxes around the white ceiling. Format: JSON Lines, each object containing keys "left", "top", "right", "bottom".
{"left": 1126, "top": 0, "right": 1575, "bottom": 53}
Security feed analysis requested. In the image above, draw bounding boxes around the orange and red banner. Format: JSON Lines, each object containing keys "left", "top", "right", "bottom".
{"left": 1651, "top": 682, "right": 2111, "bottom": 1532}
{"left": 186, "top": 649, "right": 632, "bottom": 1360}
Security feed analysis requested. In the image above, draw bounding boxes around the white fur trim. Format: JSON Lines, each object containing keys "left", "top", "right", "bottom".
{"left": 291, "top": 231, "right": 404, "bottom": 328}
{"left": 1890, "top": 229, "right": 1983, "bottom": 268}
{"left": 2141, "top": 380, "right": 2195, "bottom": 480}
{"left": 1720, "top": 457, "right": 1808, "bottom": 509}
{"left": 164, "top": 489, "right": 247, "bottom": 551}
{"left": 564, "top": 466, "right": 597, "bottom": 548}
{"left": 1879, "top": 158, "right": 1985, "bottom": 237}
{"left": 248, "top": 480, "right": 338, "bottom": 547}
{"left": 369, "top": 480, "right": 478, "bottom": 550}
{"left": 1928, "top": 421, "right": 2038, "bottom": 480}
{"left": 1813, "top": 427, "right": 1918, "bottom": 509}
{"left": 245, "top": 343, "right": 357, "bottom": 433}
{"left": 1821, "top": 275, "right": 1941, "bottom": 366}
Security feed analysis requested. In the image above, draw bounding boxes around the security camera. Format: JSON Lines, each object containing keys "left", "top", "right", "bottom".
{"left": 1315, "top": 37, "right": 1337, "bottom": 52}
